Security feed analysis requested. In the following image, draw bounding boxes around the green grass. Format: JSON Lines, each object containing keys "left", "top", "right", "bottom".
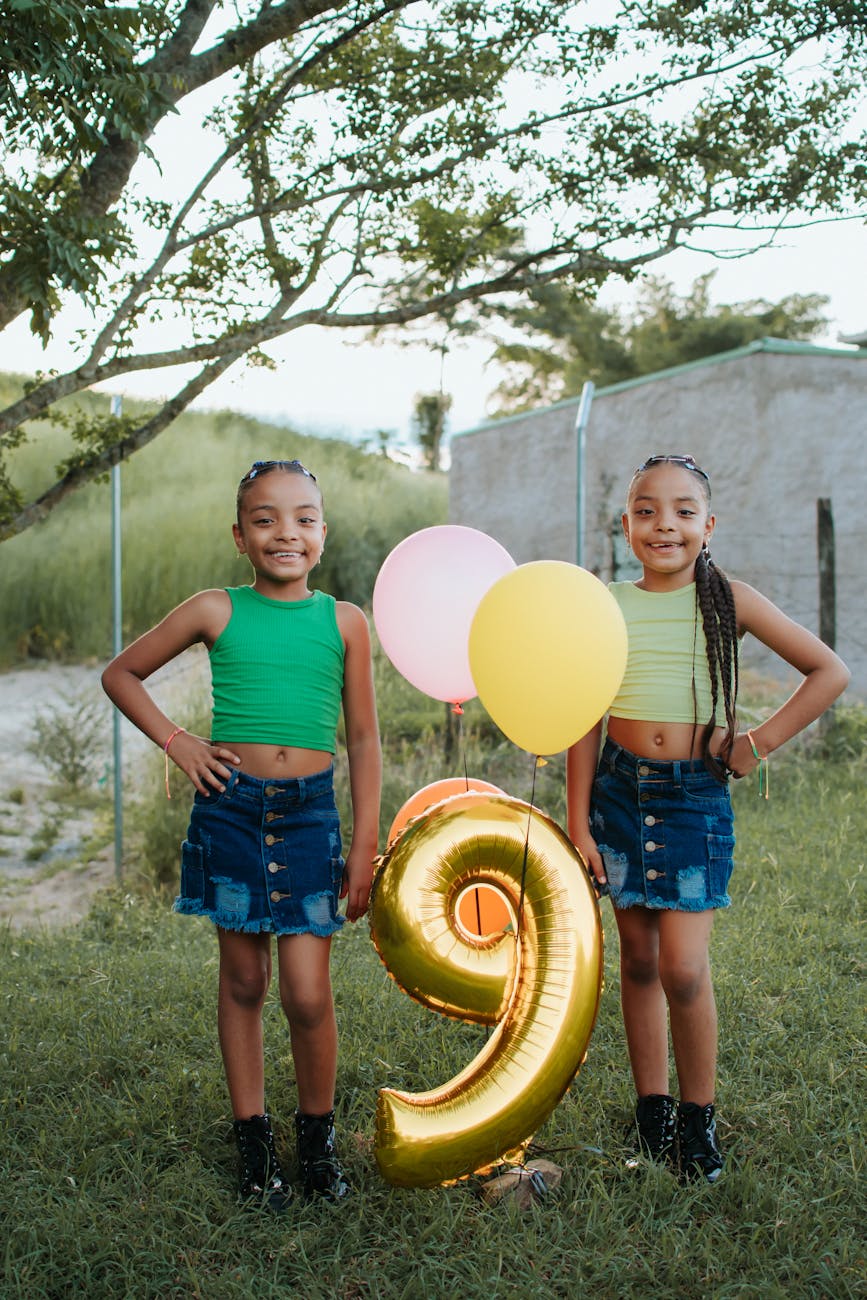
{"left": 1, "top": 740, "right": 864, "bottom": 1299}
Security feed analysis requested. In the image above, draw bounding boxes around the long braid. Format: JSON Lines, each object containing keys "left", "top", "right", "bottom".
{"left": 694, "top": 545, "right": 739, "bottom": 779}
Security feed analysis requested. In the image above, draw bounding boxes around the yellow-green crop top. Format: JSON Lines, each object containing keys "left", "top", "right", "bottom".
{"left": 210, "top": 586, "right": 344, "bottom": 749}
{"left": 607, "top": 581, "right": 718, "bottom": 724}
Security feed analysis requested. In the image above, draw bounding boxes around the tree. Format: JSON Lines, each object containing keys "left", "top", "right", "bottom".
{"left": 2, "top": 0, "right": 865, "bottom": 538}
{"left": 411, "top": 391, "right": 453, "bottom": 470}
{"left": 488, "top": 272, "right": 831, "bottom": 412}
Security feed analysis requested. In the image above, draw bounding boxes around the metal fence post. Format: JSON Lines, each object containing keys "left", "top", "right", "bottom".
{"left": 110, "top": 395, "right": 123, "bottom": 882}
{"left": 574, "top": 381, "right": 595, "bottom": 568}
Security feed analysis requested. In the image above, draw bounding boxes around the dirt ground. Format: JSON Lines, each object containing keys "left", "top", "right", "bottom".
{"left": 0, "top": 654, "right": 208, "bottom": 931}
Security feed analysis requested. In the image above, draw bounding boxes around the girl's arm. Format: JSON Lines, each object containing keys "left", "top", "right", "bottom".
{"left": 101, "top": 590, "right": 241, "bottom": 795}
{"left": 566, "top": 720, "right": 606, "bottom": 886}
{"left": 726, "top": 580, "right": 851, "bottom": 776}
{"left": 336, "top": 602, "right": 382, "bottom": 922}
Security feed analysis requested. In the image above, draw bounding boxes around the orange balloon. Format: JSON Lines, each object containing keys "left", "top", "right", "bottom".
{"left": 457, "top": 883, "right": 512, "bottom": 937}
{"left": 388, "top": 777, "right": 504, "bottom": 845}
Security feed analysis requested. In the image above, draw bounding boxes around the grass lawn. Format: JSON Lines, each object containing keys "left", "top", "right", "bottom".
{"left": 1, "top": 748, "right": 864, "bottom": 1299}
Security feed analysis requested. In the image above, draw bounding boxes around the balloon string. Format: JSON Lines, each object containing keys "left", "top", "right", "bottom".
{"left": 516, "top": 755, "right": 540, "bottom": 937}
{"left": 458, "top": 710, "right": 469, "bottom": 791}
{"left": 454, "top": 714, "right": 485, "bottom": 936}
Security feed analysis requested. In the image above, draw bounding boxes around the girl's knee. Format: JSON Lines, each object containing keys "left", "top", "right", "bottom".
{"left": 218, "top": 930, "right": 271, "bottom": 1009}
{"left": 280, "top": 984, "right": 333, "bottom": 1032}
{"left": 221, "top": 962, "right": 270, "bottom": 1009}
{"left": 659, "top": 957, "right": 710, "bottom": 1006}
{"left": 621, "top": 950, "right": 660, "bottom": 986}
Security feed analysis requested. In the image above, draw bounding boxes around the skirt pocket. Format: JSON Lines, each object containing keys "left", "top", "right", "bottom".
{"left": 178, "top": 839, "right": 206, "bottom": 906}
{"left": 707, "top": 832, "right": 736, "bottom": 898}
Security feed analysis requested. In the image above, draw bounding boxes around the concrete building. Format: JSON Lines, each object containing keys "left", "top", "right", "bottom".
{"left": 450, "top": 338, "right": 867, "bottom": 696}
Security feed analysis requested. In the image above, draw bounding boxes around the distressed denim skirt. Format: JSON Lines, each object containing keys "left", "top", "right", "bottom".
{"left": 174, "top": 765, "right": 344, "bottom": 936}
{"left": 590, "top": 738, "right": 735, "bottom": 912}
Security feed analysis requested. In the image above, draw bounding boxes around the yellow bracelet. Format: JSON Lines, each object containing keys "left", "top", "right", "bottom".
{"left": 746, "top": 730, "right": 769, "bottom": 800}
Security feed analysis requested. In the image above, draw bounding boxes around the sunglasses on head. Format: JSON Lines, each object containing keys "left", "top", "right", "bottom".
{"left": 240, "top": 459, "right": 317, "bottom": 484}
{"left": 636, "top": 454, "right": 709, "bottom": 482}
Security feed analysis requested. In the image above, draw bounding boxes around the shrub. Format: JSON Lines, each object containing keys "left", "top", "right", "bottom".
{"left": 27, "top": 690, "right": 109, "bottom": 790}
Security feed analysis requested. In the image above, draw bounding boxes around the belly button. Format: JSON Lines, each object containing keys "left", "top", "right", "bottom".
{"left": 653, "top": 733, "right": 664, "bottom": 747}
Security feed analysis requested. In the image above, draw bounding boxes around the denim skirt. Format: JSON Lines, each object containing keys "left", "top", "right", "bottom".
{"left": 590, "top": 738, "right": 735, "bottom": 912}
{"left": 174, "top": 765, "right": 344, "bottom": 936}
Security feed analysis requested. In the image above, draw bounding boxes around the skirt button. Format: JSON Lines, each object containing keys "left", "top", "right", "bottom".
{"left": 638, "top": 765, "right": 650, "bottom": 776}
{"left": 268, "top": 862, "right": 280, "bottom": 873}
{"left": 265, "top": 785, "right": 278, "bottom": 796}
{"left": 646, "top": 869, "right": 659, "bottom": 881}
{"left": 645, "top": 840, "right": 657, "bottom": 852}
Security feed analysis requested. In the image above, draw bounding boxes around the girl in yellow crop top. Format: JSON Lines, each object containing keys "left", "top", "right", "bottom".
{"left": 566, "top": 454, "right": 848, "bottom": 1182}
{"left": 102, "top": 459, "right": 381, "bottom": 1209}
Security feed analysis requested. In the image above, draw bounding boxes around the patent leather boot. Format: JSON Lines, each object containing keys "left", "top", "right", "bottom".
{"left": 677, "top": 1101, "right": 724, "bottom": 1183}
{"left": 295, "top": 1109, "right": 351, "bottom": 1201}
{"left": 233, "top": 1113, "right": 293, "bottom": 1213}
{"left": 626, "top": 1093, "right": 677, "bottom": 1167}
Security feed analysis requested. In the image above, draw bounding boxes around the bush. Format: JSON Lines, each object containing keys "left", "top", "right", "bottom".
{"left": 27, "top": 690, "right": 109, "bottom": 790}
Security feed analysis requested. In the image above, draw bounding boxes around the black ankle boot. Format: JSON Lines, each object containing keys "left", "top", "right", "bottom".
{"left": 627, "top": 1093, "right": 677, "bottom": 1167}
{"left": 677, "top": 1101, "right": 724, "bottom": 1183}
{"left": 295, "top": 1109, "right": 351, "bottom": 1201}
{"left": 233, "top": 1113, "right": 292, "bottom": 1213}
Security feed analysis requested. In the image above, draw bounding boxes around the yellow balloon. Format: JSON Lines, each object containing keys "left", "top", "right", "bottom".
{"left": 468, "top": 561, "right": 628, "bottom": 755}
{"left": 368, "top": 791, "right": 604, "bottom": 1188}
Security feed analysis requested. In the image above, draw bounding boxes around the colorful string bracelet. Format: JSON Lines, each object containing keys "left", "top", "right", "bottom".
{"left": 163, "top": 726, "right": 186, "bottom": 799}
{"left": 746, "top": 729, "right": 769, "bottom": 800}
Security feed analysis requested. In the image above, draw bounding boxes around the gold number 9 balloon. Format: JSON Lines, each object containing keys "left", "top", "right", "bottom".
{"left": 368, "top": 791, "right": 604, "bottom": 1187}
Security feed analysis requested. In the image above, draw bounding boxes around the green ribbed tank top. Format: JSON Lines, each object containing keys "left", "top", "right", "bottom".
{"left": 210, "top": 587, "right": 344, "bottom": 749}
{"left": 607, "top": 581, "right": 718, "bottom": 724}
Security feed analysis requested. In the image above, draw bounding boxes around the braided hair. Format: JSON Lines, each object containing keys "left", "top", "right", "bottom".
{"left": 236, "top": 458, "right": 320, "bottom": 522}
{"left": 694, "top": 542, "right": 739, "bottom": 780}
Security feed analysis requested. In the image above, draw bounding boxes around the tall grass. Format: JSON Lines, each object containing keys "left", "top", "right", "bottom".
{"left": 1, "top": 720, "right": 864, "bottom": 1298}
{"left": 0, "top": 377, "right": 445, "bottom": 664}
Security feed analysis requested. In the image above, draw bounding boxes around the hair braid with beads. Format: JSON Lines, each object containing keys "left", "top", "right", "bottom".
{"left": 694, "top": 541, "right": 739, "bottom": 779}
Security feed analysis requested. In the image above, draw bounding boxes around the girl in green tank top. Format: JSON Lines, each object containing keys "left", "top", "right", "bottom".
{"left": 102, "top": 459, "right": 381, "bottom": 1209}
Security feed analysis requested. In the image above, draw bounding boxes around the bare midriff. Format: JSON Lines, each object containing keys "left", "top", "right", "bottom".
{"left": 217, "top": 741, "right": 334, "bottom": 780}
{"left": 607, "top": 715, "right": 728, "bottom": 763}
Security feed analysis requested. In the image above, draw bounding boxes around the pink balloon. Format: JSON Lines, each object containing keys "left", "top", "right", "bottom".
{"left": 373, "top": 526, "right": 515, "bottom": 703}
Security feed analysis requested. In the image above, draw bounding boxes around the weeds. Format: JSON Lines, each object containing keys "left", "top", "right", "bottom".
{"left": 27, "top": 689, "right": 108, "bottom": 789}
{"left": 23, "top": 821, "right": 60, "bottom": 862}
